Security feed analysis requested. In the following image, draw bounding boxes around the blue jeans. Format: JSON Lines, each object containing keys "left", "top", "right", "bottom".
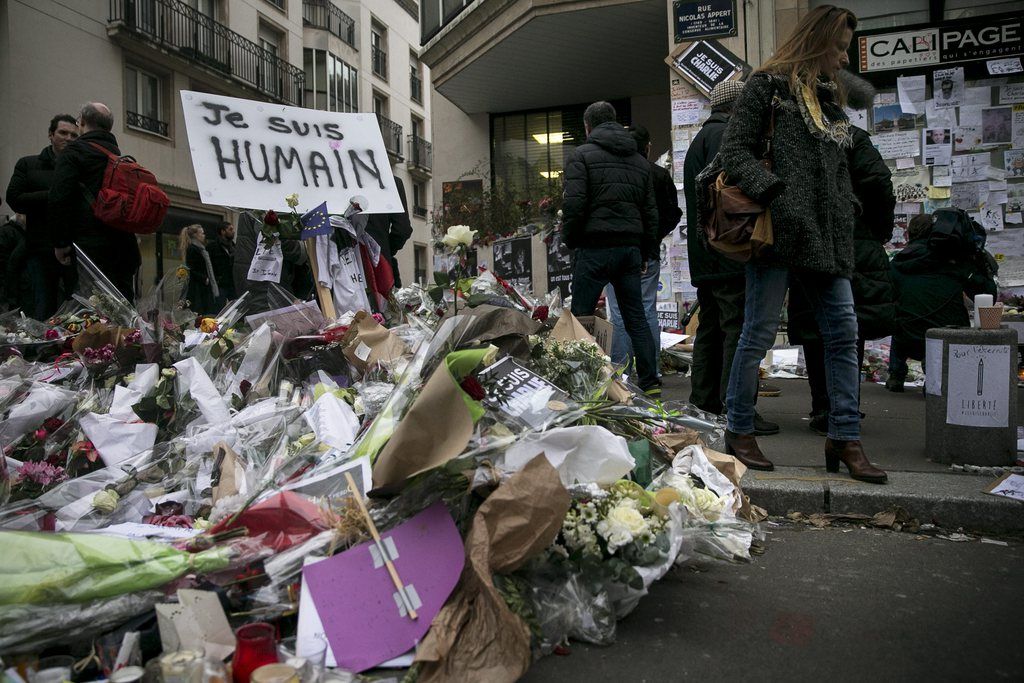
{"left": 570, "top": 246, "right": 659, "bottom": 390}
{"left": 726, "top": 264, "right": 860, "bottom": 440}
{"left": 605, "top": 258, "right": 661, "bottom": 371}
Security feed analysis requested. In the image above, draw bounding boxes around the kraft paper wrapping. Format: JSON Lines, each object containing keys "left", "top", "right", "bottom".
{"left": 370, "top": 360, "right": 474, "bottom": 494}
{"left": 342, "top": 311, "right": 408, "bottom": 374}
{"left": 444, "top": 305, "right": 540, "bottom": 358}
{"left": 552, "top": 311, "right": 632, "bottom": 404}
{"left": 415, "top": 455, "right": 570, "bottom": 682}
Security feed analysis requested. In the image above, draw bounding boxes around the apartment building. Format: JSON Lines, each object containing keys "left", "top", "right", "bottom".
{"left": 0, "top": 0, "right": 432, "bottom": 292}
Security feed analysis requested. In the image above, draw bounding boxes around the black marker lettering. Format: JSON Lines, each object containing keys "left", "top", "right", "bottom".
{"left": 225, "top": 112, "right": 248, "bottom": 129}
{"left": 323, "top": 123, "right": 343, "bottom": 141}
{"left": 267, "top": 116, "right": 290, "bottom": 134}
{"left": 244, "top": 141, "right": 273, "bottom": 182}
{"left": 332, "top": 149, "right": 349, "bottom": 189}
{"left": 274, "top": 146, "right": 308, "bottom": 186}
{"left": 211, "top": 136, "right": 244, "bottom": 180}
{"left": 308, "top": 151, "right": 333, "bottom": 188}
{"left": 200, "top": 102, "right": 230, "bottom": 125}
{"left": 348, "top": 149, "right": 385, "bottom": 190}
{"left": 291, "top": 121, "right": 310, "bottom": 136}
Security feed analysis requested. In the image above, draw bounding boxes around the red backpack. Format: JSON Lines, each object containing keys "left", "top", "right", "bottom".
{"left": 85, "top": 141, "right": 170, "bottom": 234}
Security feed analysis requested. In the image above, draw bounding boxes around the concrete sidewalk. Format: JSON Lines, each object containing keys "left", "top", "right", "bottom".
{"left": 661, "top": 373, "right": 1024, "bottom": 534}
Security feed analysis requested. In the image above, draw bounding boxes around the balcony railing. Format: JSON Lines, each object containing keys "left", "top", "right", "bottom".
{"left": 302, "top": 0, "right": 356, "bottom": 49}
{"left": 410, "top": 71, "right": 423, "bottom": 103}
{"left": 413, "top": 204, "right": 428, "bottom": 218}
{"left": 407, "top": 134, "right": 432, "bottom": 173}
{"left": 371, "top": 45, "right": 388, "bottom": 80}
{"left": 126, "top": 111, "right": 170, "bottom": 136}
{"left": 377, "top": 114, "right": 403, "bottom": 159}
{"left": 109, "top": 0, "right": 304, "bottom": 106}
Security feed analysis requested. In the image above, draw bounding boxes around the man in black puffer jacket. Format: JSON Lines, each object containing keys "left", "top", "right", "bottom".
{"left": 48, "top": 103, "right": 141, "bottom": 301}
{"left": 562, "top": 101, "right": 660, "bottom": 393}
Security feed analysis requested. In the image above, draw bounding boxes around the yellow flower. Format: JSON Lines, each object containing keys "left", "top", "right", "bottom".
{"left": 199, "top": 317, "right": 219, "bottom": 334}
{"left": 285, "top": 193, "right": 300, "bottom": 209}
{"left": 175, "top": 266, "right": 189, "bottom": 280}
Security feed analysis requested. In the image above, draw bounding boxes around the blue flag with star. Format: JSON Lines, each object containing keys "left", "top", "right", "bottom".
{"left": 300, "top": 201, "right": 331, "bottom": 237}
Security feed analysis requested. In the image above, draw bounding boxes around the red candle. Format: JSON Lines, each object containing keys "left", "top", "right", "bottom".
{"left": 232, "top": 623, "right": 279, "bottom": 683}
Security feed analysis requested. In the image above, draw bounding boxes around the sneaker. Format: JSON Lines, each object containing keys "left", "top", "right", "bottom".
{"left": 752, "top": 412, "right": 780, "bottom": 436}
{"left": 808, "top": 412, "right": 828, "bottom": 436}
{"left": 643, "top": 385, "right": 662, "bottom": 398}
{"left": 758, "top": 382, "right": 782, "bottom": 397}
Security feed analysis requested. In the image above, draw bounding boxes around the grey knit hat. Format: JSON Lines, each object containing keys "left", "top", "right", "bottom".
{"left": 709, "top": 80, "right": 745, "bottom": 108}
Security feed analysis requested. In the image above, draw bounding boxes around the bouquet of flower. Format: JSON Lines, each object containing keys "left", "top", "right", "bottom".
{"left": 72, "top": 247, "right": 138, "bottom": 327}
{"left": 528, "top": 336, "right": 610, "bottom": 400}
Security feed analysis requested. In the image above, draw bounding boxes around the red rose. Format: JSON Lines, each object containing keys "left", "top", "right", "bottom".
{"left": 43, "top": 418, "right": 64, "bottom": 432}
{"left": 460, "top": 376, "right": 486, "bottom": 401}
{"left": 532, "top": 306, "right": 549, "bottom": 322}
{"left": 264, "top": 209, "right": 280, "bottom": 226}
{"left": 33, "top": 429, "right": 47, "bottom": 442}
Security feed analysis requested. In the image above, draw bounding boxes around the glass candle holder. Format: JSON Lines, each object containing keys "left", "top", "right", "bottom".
{"left": 232, "top": 623, "right": 279, "bottom": 683}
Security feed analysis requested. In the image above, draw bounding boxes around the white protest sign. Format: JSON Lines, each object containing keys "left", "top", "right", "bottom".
{"left": 247, "top": 239, "right": 284, "bottom": 283}
{"left": 180, "top": 91, "right": 402, "bottom": 213}
{"left": 945, "top": 344, "right": 1011, "bottom": 428}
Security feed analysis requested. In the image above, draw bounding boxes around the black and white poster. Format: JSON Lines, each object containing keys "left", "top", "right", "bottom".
{"left": 493, "top": 236, "right": 533, "bottom": 292}
{"left": 478, "top": 357, "right": 570, "bottom": 430}
{"left": 946, "top": 344, "right": 1011, "bottom": 427}
{"left": 667, "top": 39, "right": 746, "bottom": 96}
{"left": 546, "top": 235, "right": 573, "bottom": 298}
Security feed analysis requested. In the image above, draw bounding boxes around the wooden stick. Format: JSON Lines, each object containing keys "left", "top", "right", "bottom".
{"left": 344, "top": 471, "right": 418, "bottom": 620}
{"left": 304, "top": 237, "right": 337, "bottom": 321}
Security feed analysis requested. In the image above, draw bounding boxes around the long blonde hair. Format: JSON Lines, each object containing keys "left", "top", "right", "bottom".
{"left": 179, "top": 224, "right": 204, "bottom": 256}
{"left": 758, "top": 5, "right": 857, "bottom": 106}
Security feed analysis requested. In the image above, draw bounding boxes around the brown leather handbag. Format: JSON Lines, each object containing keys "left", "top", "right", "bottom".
{"left": 704, "top": 107, "right": 776, "bottom": 263}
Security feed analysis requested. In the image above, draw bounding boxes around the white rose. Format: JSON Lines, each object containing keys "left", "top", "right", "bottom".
{"left": 285, "top": 193, "right": 300, "bottom": 209}
{"left": 92, "top": 489, "right": 120, "bottom": 514}
{"left": 441, "top": 224, "right": 477, "bottom": 248}
{"left": 597, "top": 505, "right": 648, "bottom": 552}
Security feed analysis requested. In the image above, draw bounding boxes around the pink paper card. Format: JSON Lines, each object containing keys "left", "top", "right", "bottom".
{"left": 301, "top": 502, "right": 464, "bottom": 672}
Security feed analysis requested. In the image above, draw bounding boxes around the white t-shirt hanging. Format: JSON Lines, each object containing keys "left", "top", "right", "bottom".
{"left": 247, "top": 238, "right": 284, "bottom": 283}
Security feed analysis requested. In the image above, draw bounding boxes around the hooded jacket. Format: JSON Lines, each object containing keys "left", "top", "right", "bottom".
{"left": 890, "top": 239, "right": 996, "bottom": 346}
{"left": 683, "top": 111, "right": 745, "bottom": 285}
{"left": 561, "top": 122, "right": 658, "bottom": 254}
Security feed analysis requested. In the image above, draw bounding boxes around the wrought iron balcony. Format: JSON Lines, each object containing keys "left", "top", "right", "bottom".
{"left": 410, "top": 70, "right": 423, "bottom": 103}
{"left": 377, "top": 114, "right": 403, "bottom": 160}
{"left": 407, "top": 134, "right": 432, "bottom": 174}
{"left": 126, "top": 111, "right": 170, "bottom": 136}
{"left": 371, "top": 45, "right": 388, "bottom": 80}
{"left": 413, "top": 204, "right": 428, "bottom": 218}
{"left": 108, "top": 0, "right": 304, "bottom": 106}
{"left": 302, "top": 0, "right": 356, "bottom": 49}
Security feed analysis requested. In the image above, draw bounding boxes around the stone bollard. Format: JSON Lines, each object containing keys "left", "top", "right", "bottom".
{"left": 924, "top": 327, "right": 1017, "bottom": 465}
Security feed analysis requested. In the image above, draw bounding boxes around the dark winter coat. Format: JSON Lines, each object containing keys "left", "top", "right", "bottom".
{"left": 232, "top": 212, "right": 309, "bottom": 314}
{"left": 717, "top": 72, "right": 857, "bottom": 277}
{"left": 889, "top": 239, "right": 996, "bottom": 346}
{"left": 561, "top": 122, "right": 658, "bottom": 254}
{"left": 185, "top": 243, "right": 217, "bottom": 315}
{"left": 364, "top": 176, "right": 413, "bottom": 287}
{"left": 788, "top": 125, "right": 897, "bottom": 343}
{"left": 650, "top": 161, "right": 682, "bottom": 261}
{"left": 207, "top": 236, "right": 235, "bottom": 300}
{"left": 0, "top": 219, "right": 26, "bottom": 309}
{"left": 47, "top": 130, "right": 141, "bottom": 275}
{"left": 5, "top": 146, "right": 59, "bottom": 253}
{"left": 683, "top": 112, "right": 745, "bottom": 285}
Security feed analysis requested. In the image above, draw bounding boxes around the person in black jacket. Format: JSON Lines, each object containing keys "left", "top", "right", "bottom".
{"left": 683, "top": 80, "right": 786, "bottom": 437}
{"left": 364, "top": 176, "right": 413, "bottom": 289}
{"left": 0, "top": 214, "right": 27, "bottom": 311}
{"left": 886, "top": 212, "right": 997, "bottom": 391}
{"left": 207, "top": 221, "right": 236, "bottom": 308}
{"left": 180, "top": 224, "right": 218, "bottom": 315}
{"left": 788, "top": 74, "right": 895, "bottom": 434}
{"left": 232, "top": 211, "right": 309, "bottom": 314}
{"left": 562, "top": 101, "right": 660, "bottom": 394}
{"left": 5, "top": 114, "right": 79, "bottom": 318}
{"left": 48, "top": 103, "right": 141, "bottom": 301}
{"left": 604, "top": 124, "right": 681, "bottom": 374}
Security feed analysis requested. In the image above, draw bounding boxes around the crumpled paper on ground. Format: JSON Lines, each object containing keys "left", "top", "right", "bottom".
{"left": 415, "top": 455, "right": 570, "bottom": 683}
{"left": 343, "top": 311, "right": 408, "bottom": 375}
{"left": 503, "top": 426, "right": 634, "bottom": 486}
{"left": 303, "top": 392, "right": 359, "bottom": 452}
{"left": 108, "top": 363, "right": 160, "bottom": 420}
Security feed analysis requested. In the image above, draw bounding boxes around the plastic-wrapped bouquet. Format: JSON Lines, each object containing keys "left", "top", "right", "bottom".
{"left": 528, "top": 336, "right": 610, "bottom": 400}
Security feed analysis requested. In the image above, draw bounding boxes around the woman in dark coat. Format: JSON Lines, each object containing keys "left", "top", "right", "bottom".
{"left": 180, "top": 224, "right": 218, "bottom": 315}
{"left": 713, "top": 4, "right": 886, "bottom": 483}
{"left": 789, "top": 118, "right": 897, "bottom": 434}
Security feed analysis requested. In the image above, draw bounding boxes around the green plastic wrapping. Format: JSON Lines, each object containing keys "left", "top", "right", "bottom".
{"left": 0, "top": 531, "right": 232, "bottom": 605}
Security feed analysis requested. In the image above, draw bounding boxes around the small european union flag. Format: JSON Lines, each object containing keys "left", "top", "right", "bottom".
{"left": 300, "top": 201, "right": 332, "bottom": 238}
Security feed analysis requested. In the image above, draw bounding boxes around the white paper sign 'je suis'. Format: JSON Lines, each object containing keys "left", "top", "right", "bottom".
{"left": 180, "top": 91, "right": 403, "bottom": 214}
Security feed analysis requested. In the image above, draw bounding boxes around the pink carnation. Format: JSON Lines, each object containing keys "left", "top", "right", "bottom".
{"left": 16, "top": 461, "right": 68, "bottom": 487}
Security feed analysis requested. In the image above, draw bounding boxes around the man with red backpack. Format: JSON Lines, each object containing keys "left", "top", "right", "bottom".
{"left": 48, "top": 103, "right": 144, "bottom": 300}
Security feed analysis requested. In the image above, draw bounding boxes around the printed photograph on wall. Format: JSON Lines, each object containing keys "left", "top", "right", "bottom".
{"left": 982, "top": 106, "right": 1013, "bottom": 145}
{"left": 1005, "top": 149, "right": 1024, "bottom": 179}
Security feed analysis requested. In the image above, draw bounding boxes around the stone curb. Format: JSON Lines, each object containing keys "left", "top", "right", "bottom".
{"left": 741, "top": 466, "right": 1024, "bottom": 535}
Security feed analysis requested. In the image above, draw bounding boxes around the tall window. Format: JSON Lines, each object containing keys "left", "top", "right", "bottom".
{"left": 412, "top": 181, "right": 427, "bottom": 217}
{"left": 414, "top": 244, "right": 428, "bottom": 284}
{"left": 303, "top": 49, "right": 358, "bottom": 112}
{"left": 373, "top": 92, "right": 388, "bottom": 118}
{"left": 371, "top": 21, "right": 388, "bottom": 80}
{"left": 410, "top": 52, "right": 423, "bottom": 104}
{"left": 258, "top": 22, "right": 283, "bottom": 95}
{"left": 125, "top": 64, "right": 168, "bottom": 136}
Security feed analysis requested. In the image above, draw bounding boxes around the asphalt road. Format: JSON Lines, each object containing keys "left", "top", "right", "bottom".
{"left": 522, "top": 522, "right": 1024, "bottom": 682}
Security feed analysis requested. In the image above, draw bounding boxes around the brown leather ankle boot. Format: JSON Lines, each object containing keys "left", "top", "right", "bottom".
{"left": 724, "top": 430, "right": 774, "bottom": 471}
{"left": 824, "top": 439, "right": 887, "bottom": 484}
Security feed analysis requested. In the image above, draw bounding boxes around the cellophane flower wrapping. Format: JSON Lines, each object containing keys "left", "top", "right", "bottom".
{"left": 72, "top": 246, "right": 138, "bottom": 327}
